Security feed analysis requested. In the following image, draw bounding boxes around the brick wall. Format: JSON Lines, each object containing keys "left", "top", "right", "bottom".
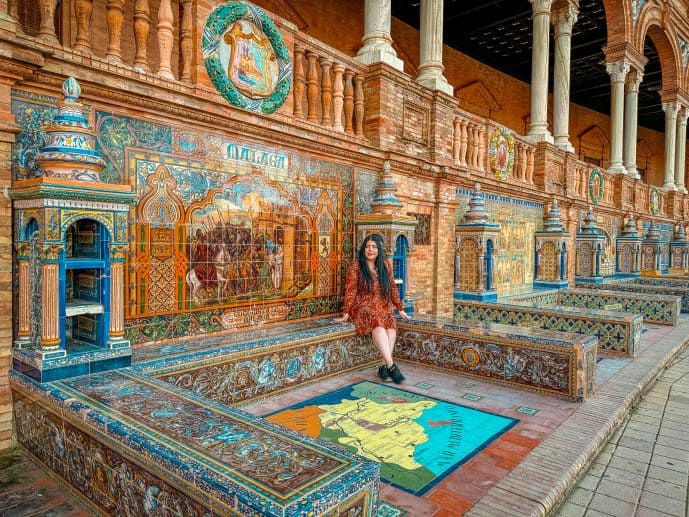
{"left": 0, "top": 82, "right": 16, "bottom": 451}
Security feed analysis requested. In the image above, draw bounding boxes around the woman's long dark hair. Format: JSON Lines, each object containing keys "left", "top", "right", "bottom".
{"left": 357, "top": 235, "right": 392, "bottom": 299}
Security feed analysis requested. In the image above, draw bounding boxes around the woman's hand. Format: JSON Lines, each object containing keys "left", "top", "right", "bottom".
{"left": 398, "top": 310, "right": 411, "bottom": 320}
{"left": 333, "top": 312, "right": 350, "bottom": 323}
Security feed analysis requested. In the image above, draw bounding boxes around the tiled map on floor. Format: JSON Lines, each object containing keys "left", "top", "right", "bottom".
{"left": 265, "top": 381, "right": 518, "bottom": 495}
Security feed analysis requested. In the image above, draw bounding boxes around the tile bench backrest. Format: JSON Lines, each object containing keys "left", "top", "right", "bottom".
{"left": 454, "top": 300, "right": 641, "bottom": 357}
{"left": 395, "top": 319, "right": 597, "bottom": 401}
{"left": 579, "top": 282, "right": 689, "bottom": 312}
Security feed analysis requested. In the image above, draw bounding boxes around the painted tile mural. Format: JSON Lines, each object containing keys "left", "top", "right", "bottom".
{"left": 12, "top": 90, "right": 358, "bottom": 345}
{"left": 456, "top": 189, "right": 543, "bottom": 296}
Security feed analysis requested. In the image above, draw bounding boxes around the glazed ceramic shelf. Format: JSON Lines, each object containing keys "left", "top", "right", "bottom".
{"left": 66, "top": 298, "right": 104, "bottom": 317}
{"left": 66, "top": 258, "right": 105, "bottom": 269}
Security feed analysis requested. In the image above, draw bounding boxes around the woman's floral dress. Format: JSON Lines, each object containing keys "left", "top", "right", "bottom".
{"left": 342, "top": 259, "right": 403, "bottom": 335}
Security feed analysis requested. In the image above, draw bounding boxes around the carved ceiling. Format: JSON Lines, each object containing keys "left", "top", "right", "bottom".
{"left": 391, "top": 0, "right": 665, "bottom": 133}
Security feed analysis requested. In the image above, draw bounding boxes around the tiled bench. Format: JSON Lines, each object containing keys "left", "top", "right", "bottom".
{"left": 395, "top": 318, "right": 597, "bottom": 401}
{"left": 507, "top": 287, "right": 681, "bottom": 326}
{"left": 454, "top": 299, "right": 641, "bottom": 357}
{"left": 10, "top": 367, "right": 379, "bottom": 516}
{"left": 578, "top": 280, "right": 689, "bottom": 313}
{"left": 9, "top": 316, "right": 600, "bottom": 515}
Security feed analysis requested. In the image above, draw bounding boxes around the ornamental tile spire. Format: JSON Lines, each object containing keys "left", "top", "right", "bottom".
{"left": 370, "top": 160, "right": 403, "bottom": 215}
{"left": 35, "top": 77, "right": 105, "bottom": 182}
{"left": 645, "top": 221, "right": 661, "bottom": 240}
{"left": 620, "top": 214, "right": 640, "bottom": 238}
{"left": 463, "top": 183, "right": 491, "bottom": 224}
{"left": 673, "top": 224, "right": 687, "bottom": 241}
{"left": 579, "top": 206, "right": 600, "bottom": 235}
{"left": 543, "top": 199, "right": 564, "bottom": 232}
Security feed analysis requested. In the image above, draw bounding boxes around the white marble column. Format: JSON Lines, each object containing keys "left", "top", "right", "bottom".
{"left": 416, "top": 0, "right": 453, "bottom": 95}
{"left": 606, "top": 59, "right": 630, "bottom": 174}
{"left": 675, "top": 106, "right": 688, "bottom": 193}
{"left": 527, "top": 0, "right": 554, "bottom": 143}
{"left": 552, "top": 4, "right": 577, "bottom": 152}
{"left": 623, "top": 68, "right": 643, "bottom": 179}
{"left": 356, "top": 0, "right": 404, "bottom": 71}
{"left": 663, "top": 101, "right": 679, "bottom": 191}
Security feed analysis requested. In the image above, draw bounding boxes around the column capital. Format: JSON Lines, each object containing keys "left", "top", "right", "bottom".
{"left": 606, "top": 60, "right": 630, "bottom": 83}
{"left": 552, "top": 5, "right": 578, "bottom": 35}
{"left": 677, "top": 105, "right": 689, "bottom": 125}
{"left": 530, "top": 0, "right": 554, "bottom": 16}
{"left": 625, "top": 68, "right": 643, "bottom": 92}
{"left": 662, "top": 101, "right": 680, "bottom": 118}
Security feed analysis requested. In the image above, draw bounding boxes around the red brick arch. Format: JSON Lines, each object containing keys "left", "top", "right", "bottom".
{"left": 634, "top": 5, "right": 682, "bottom": 94}
{"left": 600, "top": 0, "right": 632, "bottom": 49}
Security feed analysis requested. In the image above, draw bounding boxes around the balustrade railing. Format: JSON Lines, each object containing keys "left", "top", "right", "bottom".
{"left": 452, "top": 113, "right": 534, "bottom": 185}
{"left": 292, "top": 33, "right": 367, "bottom": 137}
{"left": 13, "top": 0, "right": 191, "bottom": 82}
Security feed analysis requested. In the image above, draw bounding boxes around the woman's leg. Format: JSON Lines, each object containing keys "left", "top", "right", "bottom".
{"left": 372, "top": 327, "right": 393, "bottom": 367}
{"left": 386, "top": 328, "right": 397, "bottom": 356}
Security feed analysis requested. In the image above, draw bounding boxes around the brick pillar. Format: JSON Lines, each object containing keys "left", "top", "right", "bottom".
{"left": 0, "top": 81, "right": 19, "bottom": 451}
{"left": 432, "top": 180, "right": 458, "bottom": 316}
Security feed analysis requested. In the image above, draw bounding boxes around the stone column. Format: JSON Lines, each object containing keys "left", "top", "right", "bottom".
{"left": 356, "top": 0, "right": 404, "bottom": 71}
{"left": 39, "top": 244, "right": 64, "bottom": 357}
{"left": 606, "top": 59, "right": 630, "bottom": 174}
{"left": 416, "top": 0, "right": 453, "bottom": 95}
{"left": 552, "top": 4, "right": 577, "bottom": 152}
{"left": 623, "top": 68, "right": 643, "bottom": 179}
{"left": 674, "top": 106, "right": 688, "bottom": 193}
{"left": 527, "top": 0, "right": 554, "bottom": 143}
{"left": 108, "top": 245, "right": 129, "bottom": 347}
{"left": 662, "top": 101, "right": 679, "bottom": 191}
{"left": 14, "top": 243, "right": 31, "bottom": 348}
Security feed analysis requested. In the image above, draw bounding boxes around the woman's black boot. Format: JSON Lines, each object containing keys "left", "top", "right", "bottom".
{"left": 388, "top": 363, "right": 405, "bottom": 384}
{"left": 377, "top": 365, "right": 390, "bottom": 380}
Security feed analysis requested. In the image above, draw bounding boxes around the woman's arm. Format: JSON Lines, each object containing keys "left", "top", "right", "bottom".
{"left": 342, "top": 260, "right": 359, "bottom": 313}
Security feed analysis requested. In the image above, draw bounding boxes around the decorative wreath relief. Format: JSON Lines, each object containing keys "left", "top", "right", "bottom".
{"left": 588, "top": 167, "right": 604, "bottom": 205}
{"left": 202, "top": 1, "right": 292, "bottom": 114}
{"left": 488, "top": 126, "right": 515, "bottom": 181}
{"left": 649, "top": 186, "right": 660, "bottom": 215}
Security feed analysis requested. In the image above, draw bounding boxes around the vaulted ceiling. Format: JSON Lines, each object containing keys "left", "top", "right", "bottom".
{"left": 391, "top": 0, "right": 665, "bottom": 133}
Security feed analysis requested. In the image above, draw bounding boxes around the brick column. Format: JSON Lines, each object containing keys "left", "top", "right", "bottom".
{"left": 0, "top": 82, "right": 19, "bottom": 451}
{"left": 432, "top": 181, "right": 459, "bottom": 316}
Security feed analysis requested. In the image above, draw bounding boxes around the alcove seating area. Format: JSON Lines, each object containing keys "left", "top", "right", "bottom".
{"left": 9, "top": 314, "right": 598, "bottom": 515}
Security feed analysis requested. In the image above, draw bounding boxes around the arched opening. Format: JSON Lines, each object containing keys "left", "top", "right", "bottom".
{"left": 393, "top": 235, "right": 409, "bottom": 300}
{"left": 64, "top": 218, "right": 111, "bottom": 348}
{"left": 485, "top": 239, "right": 494, "bottom": 290}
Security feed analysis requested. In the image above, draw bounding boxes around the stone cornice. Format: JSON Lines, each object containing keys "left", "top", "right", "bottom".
{"left": 604, "top": 42, "right": 648, "bottom": 72}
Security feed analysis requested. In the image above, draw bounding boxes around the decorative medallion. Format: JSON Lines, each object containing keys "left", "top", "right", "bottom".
{"left": 202, "top": 1, "right": 291, "bottom": 114}
{"left": 588, "top": 168, "right": 604, "bottom": 205}
{"left": 649, "top": 186, "right": 660, "bottom": 215}
{"left": 460, "top": 347, "right": 481, "bottom": 368}
{"left": 488, "top": 126, "right": 515, "bottom": 181}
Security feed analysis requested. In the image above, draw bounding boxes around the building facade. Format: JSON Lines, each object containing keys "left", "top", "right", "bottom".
{"left": 1, "top": 0, "right": 688, "bottom": 451}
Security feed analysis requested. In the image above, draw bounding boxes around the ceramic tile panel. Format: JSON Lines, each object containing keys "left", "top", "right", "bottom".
{"left": 455, "top": 189, "right": 543, "bottom": 296}
{"left": 454, "top": 300, "right": 641, "bottom": 357}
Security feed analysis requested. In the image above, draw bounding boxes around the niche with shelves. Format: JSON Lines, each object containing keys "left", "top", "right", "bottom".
{"left": 62, "top": 220, "right": 110, "bottom": 348}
